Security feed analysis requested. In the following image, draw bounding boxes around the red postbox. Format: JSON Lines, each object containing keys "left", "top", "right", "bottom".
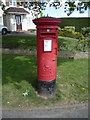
{"left": 33, "top": 17, "right": 61, "bottom": 97}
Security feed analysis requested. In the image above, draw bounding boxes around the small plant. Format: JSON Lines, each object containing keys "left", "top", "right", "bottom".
{"left": 58, "top": 27, "right": 61, "bottom": 31}
{"left": 22, "top": 90, "right": 30, "bottom": 96}
{"left": 64, "top": 26, "right": 75, "bottom": 32}
{"left": 58, "top": 27, "right": 85, "bottom": 40}
{"left": 74, "top": 32, "right": 85, "bottom": 40}
{"left": 81, "top": 27, "right": 90, "bottom": 37}
{"left": 58, "top": 27, "right": 88, "bottom": 52}
{"left": 58, "top": 37, "right": 88, "bottom": 52}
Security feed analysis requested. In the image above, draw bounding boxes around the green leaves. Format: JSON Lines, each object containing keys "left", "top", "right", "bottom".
{"left": 17, "top": 1, "right": 90, "bottom": 17}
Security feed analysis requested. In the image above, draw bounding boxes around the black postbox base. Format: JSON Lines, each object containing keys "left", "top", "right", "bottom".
{"left": 38, "top": 79, "right": 56, "bottom": 97}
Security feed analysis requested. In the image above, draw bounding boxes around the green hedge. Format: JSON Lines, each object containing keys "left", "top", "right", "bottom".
{"left": 58, "top": 17, "right": 90, "bottom": 32}
{"left": 58, "top": 28, "right": 85, "bottom": 40}
{"left": 58, "top": 37, "right": 88, "bottom": 52}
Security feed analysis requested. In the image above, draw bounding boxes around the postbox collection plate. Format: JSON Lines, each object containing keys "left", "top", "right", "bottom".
{"left": 44, "top": 39, "right": 52, "bottom": 51}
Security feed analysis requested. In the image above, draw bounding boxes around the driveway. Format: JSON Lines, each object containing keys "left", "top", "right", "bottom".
{"left": 6, "top": 31, "right": 36, "bottom": 36}
{"left": 2, "top": 103, "right": 88, "bottom": 118}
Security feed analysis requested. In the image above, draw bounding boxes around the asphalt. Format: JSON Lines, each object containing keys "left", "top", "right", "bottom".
{"left": 5, "top": 31, "right": 36, "bottom": 36}
{"left": 1, "top": 103, "right": 88, "bottom": 118}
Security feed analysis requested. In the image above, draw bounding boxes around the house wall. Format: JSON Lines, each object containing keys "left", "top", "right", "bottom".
{"left": 4, "top": 13, "right": 36, "bottom": 31}
{"left": 0, "top": 15, "right": 3, "bottom": 25}
{"left": 2, "top": 0, "right": 5, "bottom": 5}
{"left": 3, "top": 14, "right": 10, "bottom": 30}
{"left": 0, "top": 6, "right": 4, "bottom": 25}
{"left": 10, "top": 14, "right": 16, "bottom": 31}
{"left": 23, "top": 8, "right": 36, "bottom": 30}
{"left": 21, "top": 15, "right": 28, "bottom": 31}
{"left": 26, "top": 14, "right": 36, "bottom": 30}
{"left": 3, "top": 14, "right": 16, "bottom": 31}
{"left": 2, "top": 0, "right": 36, "bottom": 31}
{"left": 22, "top": 14, "right": 36, "bottom": 31}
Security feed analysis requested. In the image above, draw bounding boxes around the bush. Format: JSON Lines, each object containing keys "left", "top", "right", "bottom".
{"left": 58, "top": 38, "right": 77, "bottom": 52}
{"left": 74, "top": 32, "right": 85, "bottom": 40}
{"left": 58, "top": 28, "right": 85, "bottom": 40}
{"left": 64, "top": 26, "right": 75, "bottom": 32}
{"left": 58, "top": 38, "right": 88, "bottom": 52}
{"left": 81, "top": 27, "right": 90, "bottom": 37}
{"left": 58, "top": 29, "right": 73, "bottom": 37}
{"left": 58, "top": 17, "right": 90, "bottom": 32}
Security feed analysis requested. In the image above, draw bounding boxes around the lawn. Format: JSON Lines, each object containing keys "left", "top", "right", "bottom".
{"left": 2, "top": 35, "right": 87, "bottom": 52}
{"left": 2, "top": 36, "right": 36, "bottom": 50}
{"left": 2, "top": 54, "right": 88, "bottom": 107}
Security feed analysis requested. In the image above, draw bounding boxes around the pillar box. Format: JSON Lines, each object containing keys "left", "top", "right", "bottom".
{"left": 33, "top": 17, "right": 61, "bottom": 97}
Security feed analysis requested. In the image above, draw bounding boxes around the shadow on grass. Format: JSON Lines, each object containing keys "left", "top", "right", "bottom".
{"left": 2, "top": 55, "right": 38, "bottom": 90}
{"left": 2, "top": 35, "right": 36, "bottom": 49}
{"left": 57, "top": 57, "right": 74, "bottom": 66}
{"left": 2, "top": 54, "right": 88, "bottom": 106}
{"left": 2, "top": 54, "right": 74, "bottom": 91}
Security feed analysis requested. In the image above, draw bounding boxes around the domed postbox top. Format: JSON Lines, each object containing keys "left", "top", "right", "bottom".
{"left": 33, "top": 17, "right": 62, "bottom": 26}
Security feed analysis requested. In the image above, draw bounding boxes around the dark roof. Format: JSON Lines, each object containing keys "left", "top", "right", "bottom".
{"left": 5, "top": 7, "right": 29, "bottom": 14}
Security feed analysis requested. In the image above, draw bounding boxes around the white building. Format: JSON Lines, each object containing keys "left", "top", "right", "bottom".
{"left": 0, "top": 8, "right": 3, "bottom": 25}
{"left": 1, "top": 0, "right": 36, "bottom": 31}
{"left": 0, "top": 0, "right": 4, "bottom": 25}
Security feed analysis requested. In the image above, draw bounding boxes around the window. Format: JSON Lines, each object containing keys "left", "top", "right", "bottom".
{"left": 9, "top": 1, "right": 16, "bottom": 6}
{"left": 13, "top": 1, "right": 16, "bottom": 6}
{"left": 9, "top": 2, "right": 12, "bottom": 6}
{"left": 16, "top": 16, "right": 21, "bottom": 25}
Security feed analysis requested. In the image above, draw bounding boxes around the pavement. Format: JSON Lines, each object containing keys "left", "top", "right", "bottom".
{"left": 1, "top": 103, "right": 88, "bottom": 118}
{"left": 5, "top": 31, "right": 36, "bottom": 36}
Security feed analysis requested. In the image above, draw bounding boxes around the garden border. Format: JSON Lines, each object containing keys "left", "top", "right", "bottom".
{"left": 1, "top": 48, "right": 89, "bottom": 59}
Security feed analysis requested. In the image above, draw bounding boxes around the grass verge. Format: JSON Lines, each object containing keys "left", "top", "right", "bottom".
{"left": 2, "top": 36, "right": 36, "bottom": 50}
{"left": 2, "top": 54, "right": 88, "bottom": 107}
{"left": 2, "top": 35, "right": 87, "bottom": 52}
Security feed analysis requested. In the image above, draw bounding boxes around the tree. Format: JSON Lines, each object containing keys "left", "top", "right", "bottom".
{"left": 0, "top": 1, "right": 5, "bottom": 10}
{"left": 2, "top": 0, "right": 90, "bottom": 17}
{"left": 17, "top": 0, "right": 90, "bottom": 17}
{"left": 64, "top": 0, "right": 90, "bottom": 16}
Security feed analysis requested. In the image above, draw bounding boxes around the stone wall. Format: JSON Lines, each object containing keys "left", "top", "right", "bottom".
{"left": 1, "top": 48, "right": 37, "bottom": 56}
{"left": 1, "top": 48, "right": 89, "bottom": 59}
{"left": 58, "top": 50, "right": 89, "bottom": 59}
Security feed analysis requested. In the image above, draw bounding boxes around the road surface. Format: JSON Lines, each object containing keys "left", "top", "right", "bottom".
{"left": 2, "top": 103, "right": 88, "bottom": 118}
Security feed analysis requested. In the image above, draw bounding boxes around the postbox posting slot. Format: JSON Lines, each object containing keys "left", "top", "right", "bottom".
{"left": 44, "top": 39, "right": 52, "bottom": 52}
{"left": 41, "top": 33, "right": 56, "bottom": 36}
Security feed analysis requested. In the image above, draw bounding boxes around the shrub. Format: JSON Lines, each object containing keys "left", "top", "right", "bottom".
{"left": 81, "top": 27, "right": 90, "bottom": 37}
{"left": 58, "top": 27, "right": 61, "bottom": 31}
{"left": 64, "top": 26, "right": 75, "bottom": 32}
{"left": 58, "top": 38, "right": 78, "bottom": 52}
{"left": 58, "top": 28, "right": 85, "bottom": 40}
{"left": 74, "top": 32, "right": 85, "bottom": 40}
{"left": 58, "top": 38, "right": 88, "bottom": 52}
{"left": 58, "top": 29, "right": 73, "bottom": 38}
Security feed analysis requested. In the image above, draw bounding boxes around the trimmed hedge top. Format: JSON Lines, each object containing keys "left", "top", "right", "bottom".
{"left": 58, "top": 17, "right": 90, "bottom": 31}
